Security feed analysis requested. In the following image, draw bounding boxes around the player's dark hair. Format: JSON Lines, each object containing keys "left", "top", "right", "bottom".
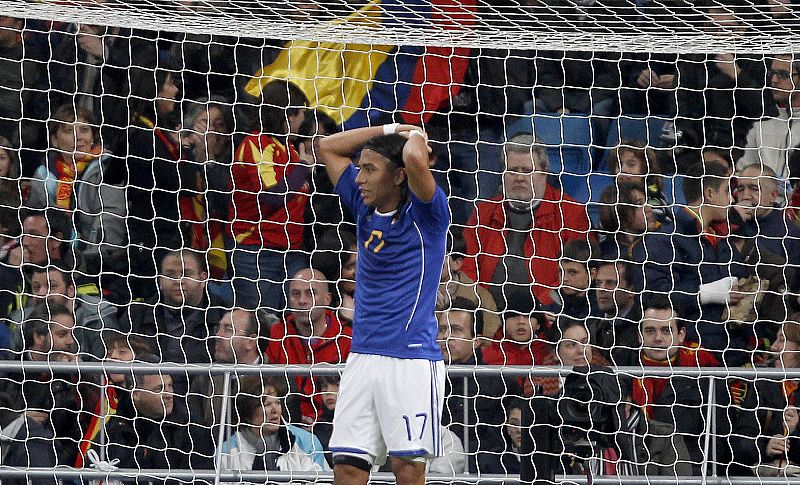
{"left": 449, "top": 296, "right": 483, "bottom": 338}
{"left": 363, "top": 134, "right": 407, "bottom": 168}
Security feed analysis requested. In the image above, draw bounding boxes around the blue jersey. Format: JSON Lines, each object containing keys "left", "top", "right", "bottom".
{"left": 335, "top": 164, "right": 449, "bottom": 361}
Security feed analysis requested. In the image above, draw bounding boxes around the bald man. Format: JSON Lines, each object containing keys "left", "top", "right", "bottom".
{"left": 267, "top": 268, "right": 352, "bottom": 422}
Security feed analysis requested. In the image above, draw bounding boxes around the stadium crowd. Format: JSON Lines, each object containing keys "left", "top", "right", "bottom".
{"left": 2, "top": 0, "right": 800, "bottom": 481}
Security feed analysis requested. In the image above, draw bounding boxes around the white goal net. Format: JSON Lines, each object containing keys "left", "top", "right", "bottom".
{"left": 0, "top": 0, "right": 799, "bottom": 483}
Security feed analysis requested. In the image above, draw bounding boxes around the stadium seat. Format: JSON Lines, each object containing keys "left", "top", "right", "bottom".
{"left": 506, "top": 114, "right": 595, "bottom": 202}
{"left": 598, "top": 115, "right": 671, "bottom": 171}
{"left": 586, "top": 172, "right": 616, "bottom": 228}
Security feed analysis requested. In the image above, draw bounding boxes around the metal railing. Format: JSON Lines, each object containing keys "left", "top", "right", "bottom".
{"left": 1, "top": 362, "right": 797, "bottom": 483}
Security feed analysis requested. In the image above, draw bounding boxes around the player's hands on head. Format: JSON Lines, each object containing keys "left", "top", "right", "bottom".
{"left": 396, "top": 126, "right": 432, "bottom": 167}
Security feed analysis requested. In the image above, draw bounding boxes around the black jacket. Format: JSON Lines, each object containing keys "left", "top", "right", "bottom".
{"left": 442, "top": 350, "right": 506, "bottom": 473}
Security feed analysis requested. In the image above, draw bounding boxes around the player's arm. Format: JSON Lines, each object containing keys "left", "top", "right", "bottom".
{"left": 398, "top": 127, "right": 436, "bottom": 202}
{"left": 317, "top": 124, "right": 417, "bottom": 187}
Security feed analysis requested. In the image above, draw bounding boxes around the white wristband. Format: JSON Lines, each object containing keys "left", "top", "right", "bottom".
{"left": 383, "top": 123, "right": 399, "bottom": 135}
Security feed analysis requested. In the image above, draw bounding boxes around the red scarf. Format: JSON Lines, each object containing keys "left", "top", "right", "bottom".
{"left": 75, "top": 382, "right": 119, "bottom": 468}
{"left": 52, "top": 146, "right": 102, "bottom": 210}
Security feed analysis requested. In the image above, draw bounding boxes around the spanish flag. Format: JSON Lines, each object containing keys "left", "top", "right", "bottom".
{"left": 245, "top": 0, "right": 475, "bottom": 128}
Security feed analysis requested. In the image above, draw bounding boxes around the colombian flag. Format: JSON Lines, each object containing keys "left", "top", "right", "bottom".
{"left": 244, "top": 0, "right": 476, "bottom": 128}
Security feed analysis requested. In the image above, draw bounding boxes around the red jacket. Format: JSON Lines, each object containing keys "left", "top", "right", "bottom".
{"left": 461, "top": 185, "right": 591, "bottom": 305}
{"left": 228, "top": 134, "right": 309, "bottom": 249}
{"left": 266, "top": 310, "right": 352, "bottom": 419}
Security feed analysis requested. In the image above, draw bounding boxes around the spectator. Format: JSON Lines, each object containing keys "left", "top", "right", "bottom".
{"left": 9, "top": 263, "right": 119, "bottom": 359}
{"left": 0, "top": 204, "right": 21, "bottom": 324}
{"left": 437, "top": 229, "right": 501, "bottom": 342}
{"left": 477, "top": 397, "right": 523, "bottom": 475}
{"left": 739, "top": 53, "right": 800, "bottom": 182}
{"left": 181, "top": 96, "right": 235, "bottom": 283}
{"left": 120, "top": 249, "right": 226, "bottom": 395}
{"left": 674, "top": 5, "right": 767, "bottom": 148}
{"left": 436, "top": 297, "right": 505, "bottom": 473}
{"left": 1, "top": 208, "right": 97, "bottom": 319}
{"left": 631, "top": 295, "right": 719, "bottom": 474}
{"left": 620, "top": 52, "right": 678, "bottom": 117}
{"left": 733, "top": 163, "right": 800, "bottom": 329}
{"left": 0, "top": 303, "right": 87, "bottom": 467}
{"left": 188, "top": 308, "right": 271, "bottom": 434}
{"left": 598, "top": 182, "right": 665, "bottom": 267}
{"left": 312, "top": 375, "right": 339, "bottom": 468}
{"left": 589, "top": 259, "right": 642, "bottom": 366}
{"left": 46, "top": 23, "right": 147, "bottom": 149}
{"left": 607, "top": 140, "right": 671, "bottom": 225}
{"left": 0, "top": 135, "right": 21, "bottom": 210}
{"left": 730, "top": 317, "right": 800, "bottom": 476}
{"left": 643, "top": 161, "right": 751, "bottom": 364}
{"left": 125, "top": 59, "right": 187, "bottom": 298}
{"left": 104, "top": 359, "right": 214, "bottom": 483}
{"left": 543, "top": 239, "right": 599, "bottom": 320}
{"left": 74, "top": 332, "right": 151, "bottom": 469}
{"left": 482, "top": 295, "right": 549, "bottom": 396}
{"left": 219, "top": 375, "right": 327, "bottom": 472}
{"left": 309, "top": 227, "right": 357, "bottom": 324}
{"left": 27, "top": 104, "right": 127, "bottom": 282}
{"left": 530, "top": 318, "right": 609, "bottom": 397}
{"left": 462, "top": 133, "right": 591, "bottom": 308}
{"left": 0, "top": 16, "right": 47, "bottom": 153}
{"left": 228, "top": 80, "right": 312, "bottom": 311}
{"left": 267, "top": 268, "right": 351, "bottom": 423}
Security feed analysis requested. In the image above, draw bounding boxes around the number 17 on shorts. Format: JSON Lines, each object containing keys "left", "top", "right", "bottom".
{"left": 330, "top": 353, "right": 447, "bottom": 463}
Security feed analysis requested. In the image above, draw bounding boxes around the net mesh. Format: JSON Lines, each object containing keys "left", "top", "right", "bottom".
{"left": 0, "top": 0, "right": 798, "bottom": 483}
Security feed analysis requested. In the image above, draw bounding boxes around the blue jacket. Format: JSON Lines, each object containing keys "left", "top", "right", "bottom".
{"left": 643, "top": 207, "right": 750, "bottom": 350}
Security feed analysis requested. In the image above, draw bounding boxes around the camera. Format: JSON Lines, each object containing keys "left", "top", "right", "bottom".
{"left": 520, "top": 366, "right": 627, "bottom": 484}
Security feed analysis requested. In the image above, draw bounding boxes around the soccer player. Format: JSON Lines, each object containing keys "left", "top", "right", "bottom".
{"left": 318, "top": 124, "right": 449, "bottom": 485}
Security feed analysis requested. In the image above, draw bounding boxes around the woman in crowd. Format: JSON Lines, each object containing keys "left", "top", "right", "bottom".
{"left": 126, "top": 61, "right": 187, "bottom": 298}
{"left": 219, "top": 375, "right": 327, "bottom": 472}
{"left": 181, "top": 96, "right": 235, "bottom": 286}
{"left": 530, "top": 318, "right": 608, "bottom": 397}
{"left": 27, "top": 105, "right": 127, "bottom": 280}
{"left": 227, "top": 80, "right": 311, "bottom": 311}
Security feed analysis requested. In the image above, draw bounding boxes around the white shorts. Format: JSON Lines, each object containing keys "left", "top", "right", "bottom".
{"left": 329, "top": 352, "right": 446, "bottom": 465}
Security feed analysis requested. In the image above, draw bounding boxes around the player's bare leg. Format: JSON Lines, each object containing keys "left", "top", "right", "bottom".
{"left": 391, "top": 457, "right": 426, "bottom": 485}
{"left": 333, "top": 463, "right": 369, "bottom": 485}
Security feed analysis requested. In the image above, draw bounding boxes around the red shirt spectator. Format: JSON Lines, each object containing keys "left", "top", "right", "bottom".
{"left": 462, "top": 184, "right": 591, "bottom": 306}
{"left": 228, "top": 133, "right": 310, "bottom": 250}
{"left": 267, "top": 310, "right": 352, "bottom": 420}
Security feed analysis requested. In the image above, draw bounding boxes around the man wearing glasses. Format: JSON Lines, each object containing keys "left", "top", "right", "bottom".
{"left": 740, "top": 54, "right": 800, "bottom": 183}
